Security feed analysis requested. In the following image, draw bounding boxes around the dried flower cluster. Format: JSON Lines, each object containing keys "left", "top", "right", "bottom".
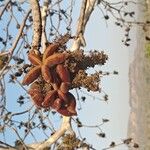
{"left": 57, "top": 134, "right": 90, "bottom": 150}
{"left": 22, "top": 35, "right": 108, "bottom": 116}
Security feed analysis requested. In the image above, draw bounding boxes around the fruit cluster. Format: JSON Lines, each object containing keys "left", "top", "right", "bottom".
{"left": 22, "top": 41, "right": 77, "bottom": 116}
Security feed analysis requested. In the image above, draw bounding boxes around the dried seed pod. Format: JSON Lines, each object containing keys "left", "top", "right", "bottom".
{"left": 42, "top": 90, "right": 57, "bottom": 108}
{"left": 30, "top": 81, "right": 41, "bottom": 90}
{"left": 43, "top": 43, "right": 59, "bottom": 61}
{"left": 51, "top": 83, "right": 59, "bottom": 90}
{"left": 28, "top": 51, "right": 42, "bottom": 65}
{"left": 28, "top": 84, "right": 43, "bottom": 107}
{"left": 44, "top": 53, "right": 68, "bottom": 68}
{"left": 57, "top": 90, "right": 68, "bottom": 103}
{"left": 56, "top": 64, "right": 71, "bottom": 82}
{"left": 22, "top": 65, "right": 41, "bottom": 85}
{"left": 51, "top": 98, "right": 62, "bottom": 110}
{"left": 28, "top": 89, "right": 43, "bottom": 107}
{"left": 57, "top": 107, "right": 77, "bottom": 116}
{"left": 60, "top": 82, "right": 70, "bottom": 93}
{"left": 51, "top": 70, "right": 61, "bottom": 90}
{"left": 41, "top": 65, "right": 53, "bottom": 83}
{"left": 66, "top": 92, "right": 77, "bottom": 114}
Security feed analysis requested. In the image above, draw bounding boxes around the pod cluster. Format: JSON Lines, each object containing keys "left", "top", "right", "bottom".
{"left": 22, "top": 43, "right": 77, "bottom": 116}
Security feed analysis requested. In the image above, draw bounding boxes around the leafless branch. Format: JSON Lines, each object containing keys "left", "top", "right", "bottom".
{"left": 41, "top": 0, "right": 49, "bottom": 51}
{"left": 0, "top": 0, "right": 11, "bottom": 19}
{"left": 29, "top": 0, "right": 42, "bottom": 51}
{"left": 70, "top": 0, "right": 97, "bottom": 51}
{"left": 28, "top": 117, "right": 73, "bottom": 150}
{"left": 0, "top": 51, "right": 10, "bottom": 57}
{"left": 0, "top": 9, "right": 31, "bottom": 79}
{"left": 0, "top": 140, "right": 15, "bottom": 149}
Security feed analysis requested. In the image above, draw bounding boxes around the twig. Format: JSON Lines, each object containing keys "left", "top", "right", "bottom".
{"left": 102, "top": 142, "right": 124, "bottom": 150}
{"left": 0, "top": 0, "right": 11, "bottom": 19}
{"left": 6, "top": 125, "right": 28, "bottom": 150}
{"left": 0, "top": 140, "right": 15, "bottom": 149}
{"left": 0, "top": 9, "right": 31, "bottom": 79}
{"left": 0, "top": 52, "right": 10, "bottom": 57}
{"left": 11, "top": 107, "right": 33, "bottom": 117}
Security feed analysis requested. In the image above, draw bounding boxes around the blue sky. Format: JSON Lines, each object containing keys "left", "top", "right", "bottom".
{"left": 71, "top": 1, "right": 137, "bottom": 149}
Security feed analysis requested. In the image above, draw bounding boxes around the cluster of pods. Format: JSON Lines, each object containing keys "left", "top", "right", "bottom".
{"left": 22, "top": 42, "right": 77, "bottom": 116}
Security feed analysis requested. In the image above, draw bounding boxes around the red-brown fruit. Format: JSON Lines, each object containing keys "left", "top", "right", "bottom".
{"left": 28, "top": 51, "right": 42, "bottom": 65}
{"left": 56, "top": 64, "right": 71, "bottom": 82}
{"left": 28, "top": 89, "right": 43, "bottom": 107}
{"left": 22, "top": 65, "right": 41, "bottom": 85}
{"left": 42, "top": 90, "right": 57, "bottom": 108}
{"left": 57, "top": 90, "right": 68, "bottom": 103}
{"left": 51, "top": 70, "right": 61, "bottom": 90}
{"left": 51, "top": 98, "right": 62, "bottom": 110}
{"left": 28, "top": 83, "right": 44, "bottom": 107}
{"left": 66, "top": 92, "right": 77, "bottom": 114}
{"left": 57, "top": 106, "right": 77, "bottom": 116}
{"left": 60, "top": 82, "right": 71, "bottom": 93}
{"left": 43, "top": 43, "right": 59, "bottom": 61}
{"left": 44, "top": 53, "right": 68, "bottom": 68}
{"left": 41, "top": 65, "right": 53, "bottom": 83}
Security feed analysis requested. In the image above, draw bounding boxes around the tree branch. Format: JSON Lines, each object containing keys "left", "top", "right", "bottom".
{"left": 70, "top": 0, "right": 97, "bottom": 51}
{"left": 0, "top": 0, "right": 11, "bottom": 19}
{"left": 28, "top": 117, "right": 73, "bottom": 150}
{"left": 29, "top": 0, "right": 42, "bottom": 51}
{"left": 41, "top": 0, "right": 49, "bottom": 52}
{"left": 0, "top": 9, "right": 31, "bottom": 79}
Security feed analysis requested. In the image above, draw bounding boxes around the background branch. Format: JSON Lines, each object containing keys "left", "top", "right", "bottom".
{"left": 70, "top": 0, "right": 97, "bottom": 51}
{"left": 29, "top": 0, "right": 42, "bottom": 51}
{"left": 0, "top": 9, "right": 31, "bottom": 78}
{"left": 29, "top": 117, "right": 73, "bottom": 150}
{"left": 41, "top": 0, "right": 49, "bottom": 51}
{"left": 0, "top": 0, "right": 11, "bottom": 19}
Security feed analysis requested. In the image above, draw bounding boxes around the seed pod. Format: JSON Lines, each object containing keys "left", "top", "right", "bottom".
{"left": 57, "top": 106, "right": 77, "bottom": 116}
{"left": 28, "top": 88, "right": 43, "bottom": 107}
{"left": 22, "top": 65, "right": 41, "bottom": 85}
{"left": 51, "top": 83, "right": 59, "bottom": 90}
{"left": 30, "top": 81, "right": 41, "bottom": 90}
{"left": 51, "top": 98, "right": 62, "bottom": 110}
{"left": 51, "top": 70, "right": 61, "bottom": 90}
{"left": 28, "top": 51, "right": 42, "bottom": 65}
{"left": 43, "top": 43, "right": 59, "bottom": 61}
{"left": 66, "top": 92, "right": 77, "bottom": 114}
{"left": 56, "top": 64, "right": 71, "bottom": 82}
{"left": 42, "top": 90, "right": 57, "bottom": 108}
{"left": 57, "top": 90, "right": 68, "bottom": 103}
{"left": 60, "top": 82, "right": 71, "bottom": 93}
{"left": 41, "top": 65, "right": 53, "bottom": 83}
{"left": 44, "top": 53, "right": 68, "bottom": 68}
